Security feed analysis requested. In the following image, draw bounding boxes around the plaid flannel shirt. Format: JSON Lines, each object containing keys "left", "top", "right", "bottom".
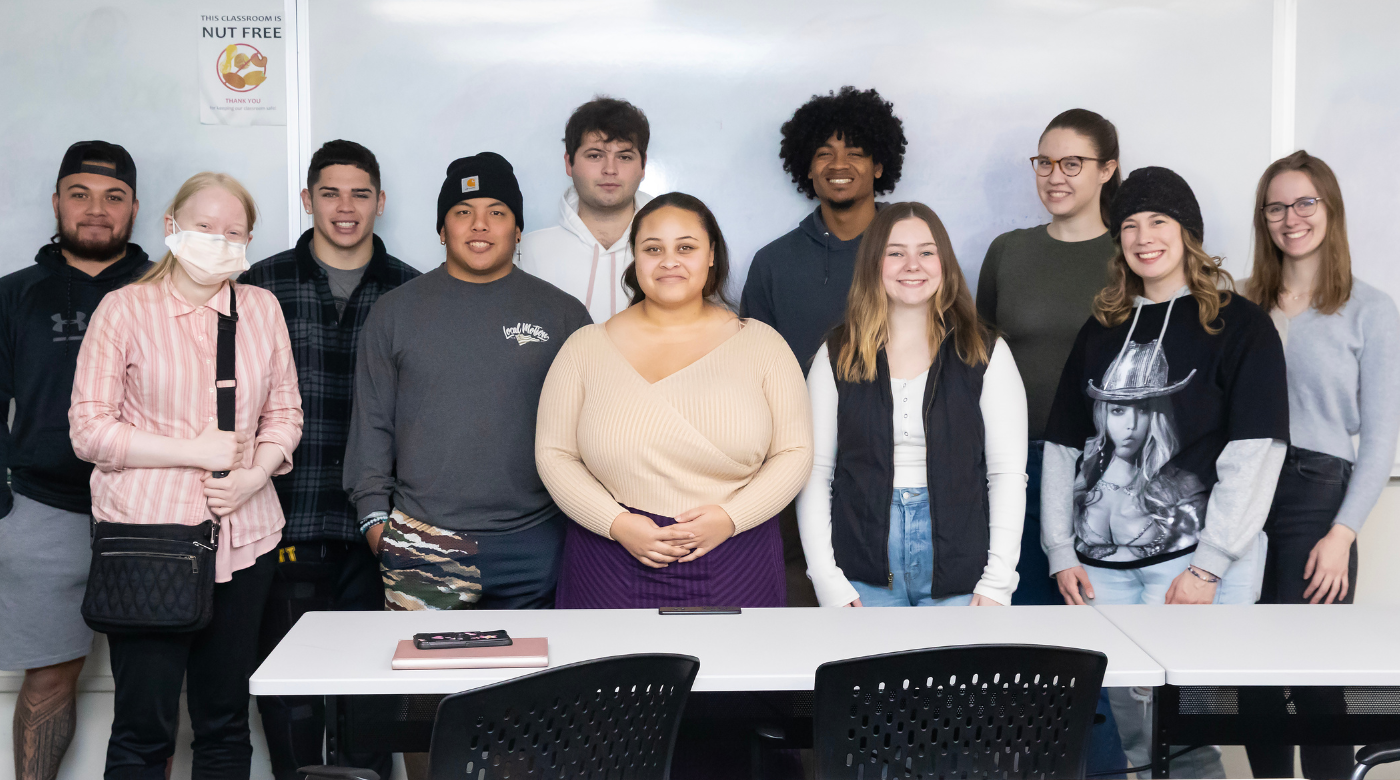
{"left": 240, "top": 229, "right": 420, "bottom": 542}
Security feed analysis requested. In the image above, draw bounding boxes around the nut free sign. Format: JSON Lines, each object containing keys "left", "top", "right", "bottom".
{"left": 198, "top": 11, "right": 286, "bottom": 126}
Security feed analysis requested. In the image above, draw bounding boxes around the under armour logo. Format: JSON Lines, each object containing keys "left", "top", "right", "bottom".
{"left": 52, "top": 312, "right": 88, "bottom": 342}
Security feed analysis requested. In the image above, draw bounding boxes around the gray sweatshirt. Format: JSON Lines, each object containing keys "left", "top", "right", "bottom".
{"left": 1267, "top": 277, "right": 1400, "bottom": 532}
{"left": 344, "top": 265, "right": 591, "bottom": 533}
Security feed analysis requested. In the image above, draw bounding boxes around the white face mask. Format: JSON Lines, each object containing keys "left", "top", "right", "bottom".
{"left": 164, "top": 219, "right": 249, "bottom": 286}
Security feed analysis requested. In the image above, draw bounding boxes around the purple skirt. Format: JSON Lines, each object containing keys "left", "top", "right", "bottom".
{"left": 556, "top": 507, "right": 785, "bottom": 609}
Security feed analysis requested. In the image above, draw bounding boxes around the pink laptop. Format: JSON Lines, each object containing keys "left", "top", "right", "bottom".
{"left": 390, "top": 638, "right": 549, "bottom": 670}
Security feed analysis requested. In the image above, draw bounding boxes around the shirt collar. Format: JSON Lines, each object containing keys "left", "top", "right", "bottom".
{"left": 162, "top": 276, "right": 232, "bottom": 318}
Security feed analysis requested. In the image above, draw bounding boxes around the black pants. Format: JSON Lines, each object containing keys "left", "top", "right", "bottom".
{"left": 1244, "top": 447, "right": 1357, "bottom": 780}
{"left": 255, "top": 540, "right": 391, "bottom": 780}
{"left": 105, "top": 550, "right": 275, "bottom": 780}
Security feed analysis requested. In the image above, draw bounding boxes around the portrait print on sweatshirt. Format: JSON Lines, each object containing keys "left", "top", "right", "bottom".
{"left": 1044, "top": 290, "right": 1289, "bottom": 570}
{"left": 1073, "top": 338, "right": 1207, "bottom": 563}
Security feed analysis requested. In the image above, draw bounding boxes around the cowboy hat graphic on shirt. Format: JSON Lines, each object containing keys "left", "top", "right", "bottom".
{"left": 1086, "top": 339, "right": 1195, "bottom": 402}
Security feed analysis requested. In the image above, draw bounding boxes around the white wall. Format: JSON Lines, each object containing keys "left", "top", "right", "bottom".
{"left": 0, "top": 2, "right": 1396, "bottom": 779}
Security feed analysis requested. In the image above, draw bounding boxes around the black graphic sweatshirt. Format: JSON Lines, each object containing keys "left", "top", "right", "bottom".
{"left": 1041, "top": 288, "right": 1289, "bottom": 576}
{"left": 0, "top": 243, "right": 150, "bottom": 515}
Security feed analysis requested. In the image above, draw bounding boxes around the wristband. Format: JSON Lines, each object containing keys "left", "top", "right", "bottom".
{"left": 1187, "top": 565, "right": 1221, "bottom": 584}
{"left": 358, "top": 511, "right": 389, "bottom": 536}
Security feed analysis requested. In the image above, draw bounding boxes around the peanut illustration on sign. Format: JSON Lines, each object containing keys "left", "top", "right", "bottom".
{"left": 218, "top": 44, "right": 269, "bottom": 91}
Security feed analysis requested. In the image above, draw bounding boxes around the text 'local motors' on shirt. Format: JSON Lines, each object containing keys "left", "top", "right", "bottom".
{"left": 1042, "top": 289, "right": 1288, "bottom": 572}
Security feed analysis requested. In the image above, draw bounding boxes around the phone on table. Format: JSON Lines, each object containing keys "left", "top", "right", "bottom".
{"left": 658, "top": 606, "right": 742, "bottom": 615}
{"left": 413, "top": 630, "right": 513, "bottom": 650}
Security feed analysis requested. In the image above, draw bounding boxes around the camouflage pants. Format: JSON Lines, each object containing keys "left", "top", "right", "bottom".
{"left": 379, "top": 511, "right": 483, "bottom": 611}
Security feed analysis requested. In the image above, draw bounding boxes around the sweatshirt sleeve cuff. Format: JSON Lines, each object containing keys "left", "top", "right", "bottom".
{"left": 973, "top": 581, "right": 1014, "bottom": 607}
{"left": 1190, "top": 543, "right": 1234, "bottom": 579}
{"left": 1045, "top": 544, "right": 1080, "bottom": 576}
{"left": 356, "top": 494, "right": 391, "bottom": 523}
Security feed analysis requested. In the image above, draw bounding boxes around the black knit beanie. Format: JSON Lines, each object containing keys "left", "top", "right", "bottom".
{"left": 1109, "top": 166, "right": 1204, "bottom": 242}
{"left": 436, "top": 152, "right": 523, "bottom": 232}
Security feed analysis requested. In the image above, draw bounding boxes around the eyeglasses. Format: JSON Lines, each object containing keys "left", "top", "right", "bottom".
{"left": 1262, "top": 196, "right": 1322, "bottom": 222}
{"left": 1030, "top": 156, "right": 1102, "bottom": 177}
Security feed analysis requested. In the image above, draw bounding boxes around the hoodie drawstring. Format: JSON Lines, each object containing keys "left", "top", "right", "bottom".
{"left": 64, "top": 267, "right": 75, "bottom": 358}
{"left": 1116, "top": 292, "right": 1181, "bottom": 359}
{"left": 585, "top": 244, "right": 600, "bottom": 312}
{"left": 610, "top": 251, "right": 617, "bottom": 317}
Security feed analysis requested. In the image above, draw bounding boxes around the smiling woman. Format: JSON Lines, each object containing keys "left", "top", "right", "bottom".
{"left": 535, "top": 191, "right": 813, "bottom": 610}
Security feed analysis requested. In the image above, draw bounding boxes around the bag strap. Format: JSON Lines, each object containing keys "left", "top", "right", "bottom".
{"left": 215, "top": 282, "right": 238, "bottom": 432}
{"left": 210, "top": 284, "right": 238, "bottom": 484}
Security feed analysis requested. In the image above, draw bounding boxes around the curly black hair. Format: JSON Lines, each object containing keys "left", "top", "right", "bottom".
{"left": 779, "top": 86, "right": 907, "bottom": 200}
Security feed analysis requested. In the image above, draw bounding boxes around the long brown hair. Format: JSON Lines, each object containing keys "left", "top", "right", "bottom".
{"left": 1092, "top": 225, "right": 1234, "bottom": 333}
{"left": 1244, "top": 150, "right": 1352, "bottom": 314}
{"left": 833, "top": 202, "right": 988, "bottom": 382}
{"left": 138, "top": 172, "right": 258, "bottom": 285}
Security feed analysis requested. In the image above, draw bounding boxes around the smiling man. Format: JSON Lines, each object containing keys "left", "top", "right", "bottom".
{"left": 740, "top": 87, "right": 907, "bottom": 607}
{"left": 519, "top": 96, "right": 652, "bottom": 322}
{"left": 1, "top": 141, "right": 149, "bottom": 780}
{"left": 345, "top": 152, "right": 590, "bottom": 624}
{"left": 240, "top": 139, "right": 418, "bottom": 780}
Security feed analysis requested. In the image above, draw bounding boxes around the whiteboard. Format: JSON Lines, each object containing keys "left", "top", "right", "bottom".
{"left": 0, "top": 1, "right": 288, "bottom": 275}
{"left": 303, "top": 0, "right": 1274, "bottom": 292}
{"left": 1295, "top": 0, "right": 1400, "bottom": 475}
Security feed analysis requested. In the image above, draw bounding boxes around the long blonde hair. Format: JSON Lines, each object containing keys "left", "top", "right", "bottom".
{"left": 137, "top": 172, "right": 258, "bottom": 285}
{"left": 832, "top": 202, "right": 988, "bottom": 382}
{"left": 1092, "top": 226, "right": 1234, "bottom": 334}
{"left": 1244, "top": 150, "right": 1352, "bottom": 314}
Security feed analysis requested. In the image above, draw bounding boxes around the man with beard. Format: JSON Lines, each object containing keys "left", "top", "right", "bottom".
{"left": 0, "top": 141, "right": 149, "bottom": 780}
{"left": 740, "top": 87, "right": 907, "bottom": 606}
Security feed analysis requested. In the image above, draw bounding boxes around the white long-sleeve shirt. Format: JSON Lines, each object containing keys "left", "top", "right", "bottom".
{"left": 797, "top": 339, "right": 1029, "bottom": 606}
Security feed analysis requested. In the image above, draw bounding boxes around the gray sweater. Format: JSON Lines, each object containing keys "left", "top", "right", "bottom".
{"left": 344, "top": 266, "right": 591, "bottom": 533}
{"left": 1267, "top": 277, "right": 1400, "bottom": 532}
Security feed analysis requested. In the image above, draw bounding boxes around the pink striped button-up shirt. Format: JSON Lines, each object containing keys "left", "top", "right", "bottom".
{"left": 70, "top": 278, "right": 303, "bottom": 566}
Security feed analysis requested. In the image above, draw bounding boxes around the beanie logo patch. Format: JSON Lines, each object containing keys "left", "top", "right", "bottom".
{"left": 462, "top": 176, "right": 479, "bottom": 193}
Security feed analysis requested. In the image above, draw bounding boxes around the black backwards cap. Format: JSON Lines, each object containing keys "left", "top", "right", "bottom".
{"left": 57, "top": 141, "right": 138, "bottom": 197}
{"left": 436, "top": 152, "right": 523, "bottom": 232}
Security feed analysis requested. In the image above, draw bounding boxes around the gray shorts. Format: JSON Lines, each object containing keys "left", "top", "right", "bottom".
{"left": 0, "top": 492, "right": 94, "bottom": 670}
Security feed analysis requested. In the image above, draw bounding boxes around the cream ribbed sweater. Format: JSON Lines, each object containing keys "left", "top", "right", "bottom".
{"left": 536, "top": 320, "right": 814, "bottom": 539}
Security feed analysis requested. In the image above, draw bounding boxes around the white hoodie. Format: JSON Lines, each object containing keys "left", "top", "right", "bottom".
{"left": 518, "top": 187, "right": 653, "bottom": 324}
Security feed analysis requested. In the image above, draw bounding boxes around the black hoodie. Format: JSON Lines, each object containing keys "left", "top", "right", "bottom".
{"left": 0, "top": 243, "right": 150, "bottom": 515}
{"left": 740, "top": 205, "right": 882, "bottom": 374}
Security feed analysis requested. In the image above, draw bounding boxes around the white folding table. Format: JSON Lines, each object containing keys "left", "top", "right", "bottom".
{"left": 1096, "top": 604, "right": 1400, "bottom": 777}
{"left": 251, "top": 605, "right": 1164, "bottom": 760}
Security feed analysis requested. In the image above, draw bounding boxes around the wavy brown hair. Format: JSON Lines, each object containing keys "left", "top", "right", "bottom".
{"left": 1092, "top": 223, "right": 1234, "bottom": 333}
{"left": 1244, "top": 150, "right": 1352, "bottom": 314}
{"left": 832, "top": 202, "right": 988, "bottom": 382}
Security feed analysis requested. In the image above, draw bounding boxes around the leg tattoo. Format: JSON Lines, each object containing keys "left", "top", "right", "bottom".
{"left": 13, "top": 678, "right": 79, "bottom": 780}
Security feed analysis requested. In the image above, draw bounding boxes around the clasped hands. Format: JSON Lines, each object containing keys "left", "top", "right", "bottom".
{"left": 188, "top": 421, "right": 267, "bottom": 518}
{"left": 611, "top": 505, "right": 735, "bottom": 569}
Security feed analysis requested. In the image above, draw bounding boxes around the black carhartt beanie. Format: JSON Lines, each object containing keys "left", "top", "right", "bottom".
{"left": 1109, "top": 166, "right": 1204, "bottom": 242}
{"left": 436, "top": 152, "right": 523, "bottom": 232}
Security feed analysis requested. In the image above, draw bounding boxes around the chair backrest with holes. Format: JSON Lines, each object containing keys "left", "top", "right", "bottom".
{"left": 813, "top": 644, "right": 1108, "bottom": 780}
{"left": 425, "top": 653, "right": 701, "bottom": 780}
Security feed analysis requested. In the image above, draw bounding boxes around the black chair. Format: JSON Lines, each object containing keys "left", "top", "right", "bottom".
{"left": 301, "top": 653, "right": 700, "bottom": 780}
{"left": 813, "top": 644, "right": 1107, "bottom": 780}
{"left": 1352, "top": 740, "right": 1400, "bottom": 780}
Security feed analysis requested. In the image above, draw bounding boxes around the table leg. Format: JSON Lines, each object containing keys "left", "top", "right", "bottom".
{"left": 1151, "top": 685, "right": 1175, "bottom": 779}
{"left": 326, "top": 695, "right": 342, "bottom": 767}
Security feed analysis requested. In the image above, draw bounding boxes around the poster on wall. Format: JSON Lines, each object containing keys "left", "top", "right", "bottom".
{"left": 198, "top": 11, "right": 286, "bottom": 125}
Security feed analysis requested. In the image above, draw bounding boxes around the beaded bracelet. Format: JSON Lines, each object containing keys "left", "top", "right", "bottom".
{"left": 1187, "top": 565, "right": 1221, "bottom": 584}
{"left": 358, "top": 511, "right": 389, "bottom": 536}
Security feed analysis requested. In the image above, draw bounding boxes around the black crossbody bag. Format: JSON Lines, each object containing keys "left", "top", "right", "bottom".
{"left": 81, "top": 284, "right": 239, "bottom": 634}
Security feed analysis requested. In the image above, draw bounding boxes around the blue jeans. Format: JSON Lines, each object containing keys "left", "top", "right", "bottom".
{"left": 849, "top": 488, "right": 973, "bottom": 607}
{"left": 1087, "top": 535, "right": 1267, "bottom": 778}
{"left": 1013, "top": 441, "right": 1061, "bottom": 605}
